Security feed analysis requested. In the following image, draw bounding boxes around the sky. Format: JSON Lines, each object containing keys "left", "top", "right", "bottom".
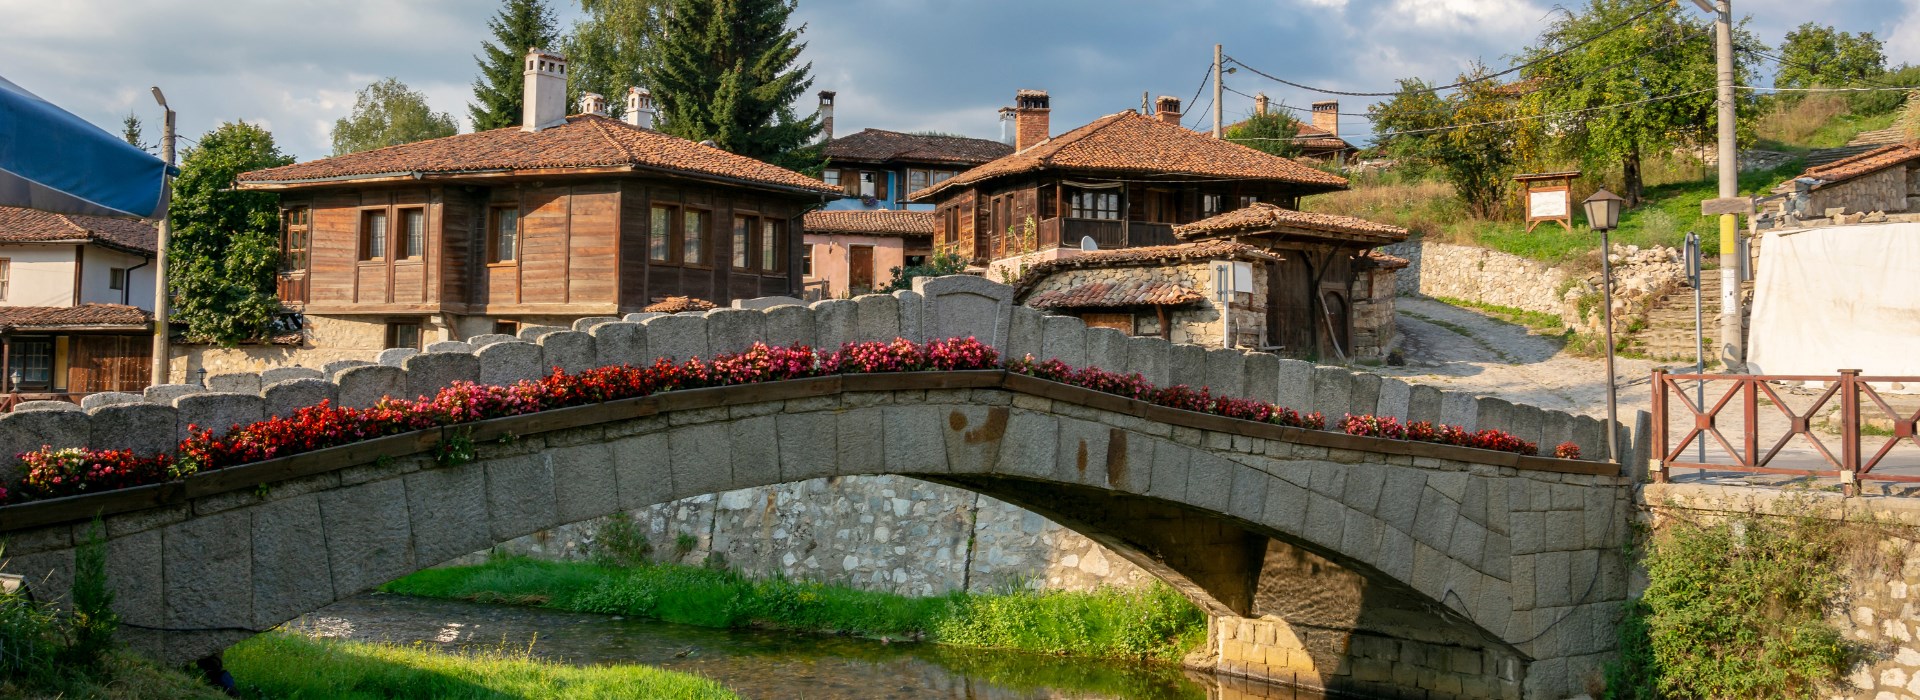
{"left": 3, "top": 0, "right": 1916, "bottom": 163}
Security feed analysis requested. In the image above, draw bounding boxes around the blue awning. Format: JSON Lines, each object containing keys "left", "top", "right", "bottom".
{"left": 0, "top": 73, "right": 171, "bottom": 219}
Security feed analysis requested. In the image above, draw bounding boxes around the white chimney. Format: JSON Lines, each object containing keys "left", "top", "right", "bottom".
{"left": 522, "top": 47, "right": 568, "bottom": 132}
{"left": 998, "top": 106, "right": 1016, "bottom": 146}
{"left": 580, "top": 92, "right": 607, "bottom": 116}
{"left": 817, "top": 90, "right": 836, "bottom": 142}
{"left": 624, "top": 87, "right": 657, "bottom": 129}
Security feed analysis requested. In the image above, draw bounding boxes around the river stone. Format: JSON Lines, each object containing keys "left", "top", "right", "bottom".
{"left": 206, "top": 372, "right": 262, "bottom": 395}
{"left": 263, "top": 378, "right": 339, "bottom": 418}
{"left": 404, "top": 352, "right": 480, "bottom": 398}
{"left": 337, "top": 365, "right": 406, "bottom": 409}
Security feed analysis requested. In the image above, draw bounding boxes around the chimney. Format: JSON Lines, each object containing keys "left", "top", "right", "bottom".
{"left": 580, "top": 92, "right": 607, "bottom": 117}
{"left": 817, "top": 90, "right": 836, "bottom": 142}
{"left": 1311, "top": 100, "right": 1339, "bottom": 137}
{"left": 1255, "top": 92, "right": 1271, "bottom": 117}
{"left": 1153, "top": 96, "right": 1182, "bottom": 125}
{"left": 998, "top": 107, "right": 1016, "bottom": 146}
{"left": 1013, "top": 89, "right": 1050, "bottom": 152}
{"left": 624, "top": 87, "right": 656, "bottom": 129}
{"left": 522, "top": 47, "right": 568, "bottom": 132}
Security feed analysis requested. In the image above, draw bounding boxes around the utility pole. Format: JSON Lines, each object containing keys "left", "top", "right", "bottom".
{"left": 1712, "top": 0, "right": 1742, "bottom": 370}
{"left": 1212, "top": 44, "right": 1224, "bottom": 138}
{"left": 150, "top": 88, "right": 175, "bottom": 386}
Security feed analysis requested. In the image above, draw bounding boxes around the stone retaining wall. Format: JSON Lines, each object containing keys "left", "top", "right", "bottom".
{"left": 1382, "top": 240, "right": 1685, "bottom": 335}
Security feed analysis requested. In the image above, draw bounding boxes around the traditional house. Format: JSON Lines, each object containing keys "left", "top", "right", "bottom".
{"left": 1771, "top": 143, "right": 1920, "bottom": 221}
{"left": 211, "top": 49, "right": 836, "bottom": 375}
{"left": 800, "top": 209, "right": 934, "bottom": 299}
{"left": 0, "top": 206, "right": 156, "bottom": 403}
{"left": 815, "top": 96, "right": 1012, "bottom": 211}
{"left": 1230, "top": 94, "right": 1358, "bottom": 165}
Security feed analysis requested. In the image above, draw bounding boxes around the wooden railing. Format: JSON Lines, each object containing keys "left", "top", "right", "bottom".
{"left": 1040, "top": 218, "right": 1179, "bottom": 251}
{"left": 1652, "top": 369, "right": 1920, "bottom": 494}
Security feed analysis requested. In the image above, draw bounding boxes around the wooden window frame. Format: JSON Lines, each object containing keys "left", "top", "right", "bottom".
{"left": 384, "top": 320, "right": 424, "bottom": 350}
{"left": 822, "top": 170, "right": 841, "bottom": 189}
{"left": 1070, "top": 189, "right": 1120, "bottom": 220}
{"left": 1, "top": 258, "right": 11, "bottom": 301}
{"left": 487, "top": 206, "right": 519, "bottom": 265}
{"left": 732, "top": 215, "right": 753, "bottom": 270}
{"left": 681, "top": 207, "right": 712, "bottom": 268}
{"left": 281, "top": 206, "right": 310, "bottom": 274}
{"left": 906, "top": 169, "right": 930, "bottom": 194}
{"left": 761, "top": 219, "right": 781, "bottom": 273}
{"left": 108, "top": 267, "right": 127, "bottom": 291}
{"left": 395, "top": 207, "right": 426, "bottom": 261}
{"left": 801, "top": 244, "right": 814, "bottom": 277}
{"left": 649, "top": 204, "right": 676, "bottom": 263}
{"left": 359, "top": 208, "right": 389, "bottom": 262}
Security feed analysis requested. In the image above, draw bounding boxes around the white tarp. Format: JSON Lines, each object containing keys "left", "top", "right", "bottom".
{"left": 1747, "top": 221, "right": 1920, "bottom": 388}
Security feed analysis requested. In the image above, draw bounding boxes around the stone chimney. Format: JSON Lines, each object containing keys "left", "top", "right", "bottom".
{"left": 817, "top": 90, "right": 836, "bottom": 142}
{"left": 1255, "top": 92, "right": 1271, "bottom": 117}
{"left": 580, "top": 92, "right": 607, "bottom": 117}
{"left": 522, "top": 47, "right": 568, "bottom": 132}
{"left": 1014, "top": 89, "right": 1050, "bottom": 152}
{"left": 624, "top": 87, "right": 656, "bottom": 129}
{"left": 998, "top": 107, "right": 1016, "bottom": 146}
{"left": 1311, "top": 100, "right": 1339, "bottom": 137}
{"left": 1154, "top": 96, "right": 1182, "bottom": 125}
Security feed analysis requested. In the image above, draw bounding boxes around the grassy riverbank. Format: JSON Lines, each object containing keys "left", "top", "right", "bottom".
{"left": 383, "top": 556, "right": 1207, "bottom": 663}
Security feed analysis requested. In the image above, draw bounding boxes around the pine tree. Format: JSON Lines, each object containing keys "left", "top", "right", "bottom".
{"left": 121, "top": 113, "right": 146, "bottom": 151}
{"left": 470, "top": 0, "right": 559, "bottom": 131}
{"left": 641, "top": 0, "right": 820, "bottom": 165}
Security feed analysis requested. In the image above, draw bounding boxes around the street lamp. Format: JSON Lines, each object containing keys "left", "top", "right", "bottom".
{"left": 149, "top": 87, "right": 176, "bottom": 386}
{"left": 1584, "top": 189, "right": 1625, "bottom": 464}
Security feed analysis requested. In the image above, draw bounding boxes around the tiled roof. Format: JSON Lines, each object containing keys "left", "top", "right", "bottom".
{"left": 821, "top": 129, "right": 1012, "bottom": 166}
{"left": 1010, "top": 239, "right": 1280, "bottom": 297}
{"left": 803, "top": 210, "right": 936, "bottom": 237}
{"left": 1785, "top": 143, "right": 1920, "bottom": 191}
{"left": 0, "top": 206, "right": 157, "bottom": 254}
{"left": 237, "top": 115, "right": 838, "bottom": 195}
{"left": 644, "top": 296, "right": 716, "bottom": 313}
{"left": 0, "top": 304, "right": 150, "bottom": 331}
{"left": 1174, "top": 203, "right": 1408, "bottom": 243}
{"left": 1221, "top": 117, "right": 1352, "bottom": 152}
{"left": 1027, "top": 281, "right": 1207, "bottom": 310}
{"left": 1362, "top": 250, "right": 1411, "bottom": 270}
{"left": 910, "top": 111, "right": 1348, "bottom": 201}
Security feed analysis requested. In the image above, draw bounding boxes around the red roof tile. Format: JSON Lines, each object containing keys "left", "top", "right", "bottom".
{"left": 1362, "top": 250, "right": 1411, "bottom": 270}
{"left": 237, "top": 115, "right": 838, "bottom": 195}
{"left": 0, "top": 206, "right": 157, "bottom": 254}
{"left": 0, "top": 304, "right": 150, "bottom": 331}
{"left": 1010, "top": 239, "right": 1279, "bottom": 297}
{"left": 644, "top": 296, "right": 717, "bottom": 313}
{"left": 803, "top": 210, "right": 936, "bottom": 237}
{"left": 910, "top": 111, "right": 1348, "bottom": 201}
{"left": 1174, "top": 203, "right": 1408, "bottom": 243}
{"left": 1027, "top": 281, "right": 1207, "bottom": 310}
{"left": 822, "top": 129, "right": 1012, "bottom": 166}
{"left": 1789, "top": 143, "right": 1920, "bottom": 191}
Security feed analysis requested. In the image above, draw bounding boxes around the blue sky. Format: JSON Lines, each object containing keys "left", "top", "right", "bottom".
{"left": 3, "top": 0, "right": 1915, "bottom": 162}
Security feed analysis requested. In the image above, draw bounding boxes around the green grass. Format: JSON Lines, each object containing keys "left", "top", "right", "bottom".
{"left": 224, "top": 632, "right": 737, "bottom": 699}
{"left": 1430, "top": 295, "right": 1568, "bottom": 334}
{"left": 384, "top": 556, "right": 1206, "bottom": 663}
{"left": 1756, "top": 109, "right": 1902, "bottom": 153}
{"left": 0, "top": 650, "right": 229, "bottom": 700}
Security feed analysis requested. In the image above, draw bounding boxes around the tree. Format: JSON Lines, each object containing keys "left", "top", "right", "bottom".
{"left": 121, "top": 113, "right": 146, "bottom": 151}
{"left": 1368, "top": 72, "right": 1538, "bottom": 219}
{"left": 470, "top": 0, "right": 560, "bottom": 131}
{"left": 331, "top": 78, "right": 459, "bottom": 156}
{"left": 565, "top": 0, "right": 670, "bottom": 117}
{"left": 640, "top": 0, "right": 820, "bottom": 165}
{"left": 1224, "top": 111, "right": 1302, "bottom": 159}
{"left": 168, "top": 122, "right": 293, "bottom": 345}
{"left": 1774, "top": 22, "right": 1885, "bottom": 92}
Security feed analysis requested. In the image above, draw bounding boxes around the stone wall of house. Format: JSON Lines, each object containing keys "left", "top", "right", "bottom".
{"left": 1382, "top": 240, "right": 1685, "bottom": 337}
{"left": 1351, "top": 268, "right": 1397, "bottom": 361}
{"left": 1809, "top": 166, "right": 1914, "bottom": 217}
{"left": 166, "top": 314, "right": 415, "bottom": 384}
{"left": 464, "top": 475, "right": 1157, "bottom": 596}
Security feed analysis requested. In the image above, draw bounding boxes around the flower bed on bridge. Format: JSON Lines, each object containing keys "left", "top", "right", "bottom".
{"left": 2, "top": 336, "right": 1540, "bottom": 506}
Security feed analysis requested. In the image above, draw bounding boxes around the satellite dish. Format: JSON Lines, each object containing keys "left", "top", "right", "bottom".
{"left": 1079, "top": 236, "right": 1098, "bottom": 252}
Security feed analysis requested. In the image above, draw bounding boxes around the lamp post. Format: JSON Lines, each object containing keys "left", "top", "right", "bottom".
{"left": 149, "top": 87, "right": 175, "bottom": 386}
{"left": 1584, "top": 189, "right": 1625, "bottom": 464}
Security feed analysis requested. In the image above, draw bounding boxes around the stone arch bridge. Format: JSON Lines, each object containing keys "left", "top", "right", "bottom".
{"left": 0, "top": 277, "right": 1631, "bottom": 700}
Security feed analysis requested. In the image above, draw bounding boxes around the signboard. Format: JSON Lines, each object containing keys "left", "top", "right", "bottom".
{"left": 1700, "top": 197, "right": 1755, "bottom": 216}
{"left": 1528, "top": 190, "right": 1568, "bottom": 219}
{"left": 1515, "top": 171, "right": 1581, "bottom": 233}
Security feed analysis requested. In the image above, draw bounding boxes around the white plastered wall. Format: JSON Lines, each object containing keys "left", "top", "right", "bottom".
{"left": 1747, "top": 221, "right": 1920, "bottom": 390}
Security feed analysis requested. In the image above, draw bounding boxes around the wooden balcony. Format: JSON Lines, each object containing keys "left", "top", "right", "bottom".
{"left": 1038, "top": 218, "right": 1179, "bottom": 251}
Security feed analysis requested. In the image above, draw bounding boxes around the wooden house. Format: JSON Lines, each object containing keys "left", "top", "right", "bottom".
{"left": 0, "top": 206, "right": 156, "bottom": 405}
{"left": 229, "top": 49, "right": 837, "bottom": 363}
{"left": 815, "top": 96, "right": 1012, "bottom": 212}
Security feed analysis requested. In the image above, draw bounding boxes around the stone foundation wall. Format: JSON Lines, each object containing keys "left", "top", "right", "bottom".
{"left": 1213, "top": 616, "right": 1525, "bottom": 700}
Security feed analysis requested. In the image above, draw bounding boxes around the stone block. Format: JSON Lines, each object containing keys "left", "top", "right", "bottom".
{"left": 811, "top": 299, "right": 857, "bottom": 350}
{"left": 668, "top": 423, "right": 732, "bottom": 497}
{"left": 484, "top": 454, "right": 559, "bottom": 542}
{"left": 1229, "top": 462, "right": 1269, "bottom": 522}
{"left": 588, "top": 322, "right": 648, "bottom": 368}
{"left": 162, "top": 509, "right": 251, "bottom": 628}
{"left": 377, "top": 348, "right": 418, "bottom": 367}
{"left": 1511, "top": 404, "right": 1547, "bottom": 451}
{"left": 11, "top": 400, "right": 77, "bottom": 412}
{"left": 572, "top": 316, "right": 621, "bottom": 332}
{"left": 250, "top": 493, "right": 335, "bottom": 627}
{"left": 174, "top": 392, "right": 265, "bottom": 440}
{"left": 761, "top": 304, "right": 816, "bottom": 348}
{"left": 860, "top": 291, "right": 902, "bottom": 341}
{"left": 318, "top": 479, "right": 413, "bottom": 596}
{"left": 1123, "top": 336, "right": 1171, "bottom": 387}
{"left": 1406, "top": 384, "right": 1443, "bottom": 426}
{"left": 1077, "top": 327, "right": 1127, "bottom": 372}
{"left": 1627, "top": 410, "right": 1652, "bottom": 479}
{"left": 1263, "top": 475, "right": 1311, "bottom": 535}
{"left": 892, "top": 290, "right": 924, "bottom": 342}
{"left": 884, "top": 406, "right": 948, "bottom": 475}
{"left": 206, "top": 372, "right": 262, "bottom": 395}
{"left": 538, "top": 330, "right": 597, "bottom": 374}
{"left": 0, "top": 408, "right": 91, "bottom": 464}
{"left": 1412, "top": 486, "right": 1459, "bottom": 552}
{"left": 1377, "top": 378, "right": 1412, "bottom": 419}
{"left": 1341, "top": 462, "right": 1388, "bottom": 513}
{"left": 835, "top": 407, "right": 886, "bottom": 476}
{"left": 1541, "top": 411, "right": 1575, "bottom": 456}
{"left": 465, "top": 334, "right": 517, "bottom": 349}
{"left": 323, "top": 360, "right": 374, "bottom": 379}
{"left": 1273, "top": 358, "right": 1313, "bottom": 410}
{"left": 476, "top": 341, "right": 544, "bottom": 386}
{"left": 1439, "top": 391, "right": 1479, "bottom": 430}
{"left": 776, "top": 412, "right": 837, "bottom": 482}
{"left": 1572, "top": 416, "right": 1608, "bottom": 463}
{"left": 996, "top": 410, "right": 1059, "bottom": 481}
{"left": 262, "top": 367, "right": 325, "bottom": 386}
{"left": 1349, "top": 372, "right": 1384, "bottom": 416}
{"left": 645, "top": 314, "right": 713, "bottom": 363}
{"left": 1476, "top": 397, "right": 1515, "bottom": 434}
{"left": 551, "top": 442, "right": 619, "bottom": 524}
{"left": 1303, "top": 495, "right": 1349, "bottom": 551}
{"left": 1039, "top": 315, "right": 1088, "bottom": 367}
{"left": 1310, "top": 367, "right": 1353, "bottom": 418}
{"left": 262, "top": 378, "right": 337, "bottom": 419}
{"left": 705, "top": 307, "right": 767, "bottom": 355}
{"left": 403, "top": 351, "right": 480, "bottom": 399}
{"left": 1005, "top": 305, "right": 1045, "bottom": 361}
{"left": 1054, "top": 418, "right": 1110, "bottom": 488}
{"left": 914, "top": 274, "right": 1013, "bottom": 349}
{"left": 88, "top": 403, "right": 176, "bottom": 455}
{"left": 728, "top": 416, "right": 782, "bottom": 489}
{"left": 622, "top": 312, "right": 663, "bottom": 324}
{"left": 1241, "top": 352, "right": 1279, "bottom": 401}
{"left": 80, "top": 392, "right": 142, "bottom": 411}
{"left": 336, "top": 365, "right": 405, "bottom": 409}
{"left": 517, "top": 325, "right": 565, "bottom": 341}
{"left": 1376, "top": 471, "right": 1427, "bottom": 534}
{"left": 1186, "top": 452, "right": 1234, "bottom": 513}
{"left": 731, "top": 296, "right": 805, "bottom": 310}
{"left": 1204, "top": 348, "right": 1247, "bottom": 396}
{"left": 104, "top": 528, "right": 163, "bottom": 627}
{"left": 425, "top": 341, "right": 472, "bottom": 354}
{"left": 1168, "top": 344, "right": 1207, "bottom": 388}
{"left": 404, "top": 463, "right": 491, "bottom": 567}
{"left": 144, "top": 383, "right": 203, "bottom": 405}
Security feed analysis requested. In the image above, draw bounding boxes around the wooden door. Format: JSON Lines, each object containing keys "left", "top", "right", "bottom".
{"left": 1268, "top": 256, "right": 1315, "bottom": 356}
{"left": 1081, "top": 313, "right": 1132, "bottom": 334}
{"left": 849, "top": 245, "right": 874, "bottom": 292}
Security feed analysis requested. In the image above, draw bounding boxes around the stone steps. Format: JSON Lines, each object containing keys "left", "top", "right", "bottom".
{"left": 1621, "top": 274, "right": 1753, "bottom": 361}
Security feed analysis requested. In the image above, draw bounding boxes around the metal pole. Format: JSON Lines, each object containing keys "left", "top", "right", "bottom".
{"left": 1212, "top": 44, "right": 1224, "bottom": 139}
{"left": 1602, "top": 228, "right": 1619, "bottom": 463}
{"left": 1714, "top": 0, "right": 1742, "bottom": 370}
{"left": 150, "top": 103, "right": 175, "bottom": 386}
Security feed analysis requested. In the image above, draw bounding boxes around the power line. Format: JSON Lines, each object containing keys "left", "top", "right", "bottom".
{"left": 1182, "top": 62, "right": 1214, "bottom": 128}
{"left": 1738, "top": 85, "right": 1920, "bottom": 93}
{"left": 1739, "top": 46, "right": 1909, "bottom": 90}
{"left": 1228, "top": 86, "right": 1717, "bottom": 142}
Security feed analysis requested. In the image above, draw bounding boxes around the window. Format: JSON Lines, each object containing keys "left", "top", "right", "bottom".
{"left": 281, "top": 206, "right": 310, "bottom": 273}
{"left": 823, "top": 170, "right": 841, "bottom": 188}
{"left": 109, "top": 267, "right": 127, "bottom": 291}
{"left": 856, "top": 171, "right": 888, "bottom": 200}
{"left": 907, "top": 169, "right": 929, "bottom": 193}
{"left": 1038, "top": 186, "right": 1057, "bottom": 218}
{"left": 649, "top": 206, "right": 672, "bottom": 261}
{"left": 1203, "top": 194, "right": 1223, "bottom": 216}
{"left": 492, "top": 320, "right": 519, "bottom": 336}
{"left": 802, "top": 245, "right": 814, "bottom": 276}
{"left": 398, "top": 208, "right": 425, "bottom": 259}
{"left": 682, "top": 209, "right": 708, "bottom": 265}
{"left": 761, "top": 220, "right": 780, "bottom": 272}
{"left": 489, "top": 207, "right": 518, "bottom": 263}
{"left": 733, "top": 216, "right": 752, "bottom": 269}
{"left": 0, "top": 258, "right": 11, "bottom": 300}
{"left": 1238, "top": 195, "right": 1260, "bottom": 208}
{"left": 8, "top": 338, "right": 51, "bottom": 389}
{"left": 1070, "top": 190, "right": 1121, "bottom": 220}
{"left": 360, "top": 210, "right": 388, "bottom": 260}
{"left": 904, "top": 254, "right": 927, "bottom": 268}
{"left": 386, "top": 321, "right": 423, "bottom": 350}
{"left": 932, "top": 170, "right": 954, "bottom": 184}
